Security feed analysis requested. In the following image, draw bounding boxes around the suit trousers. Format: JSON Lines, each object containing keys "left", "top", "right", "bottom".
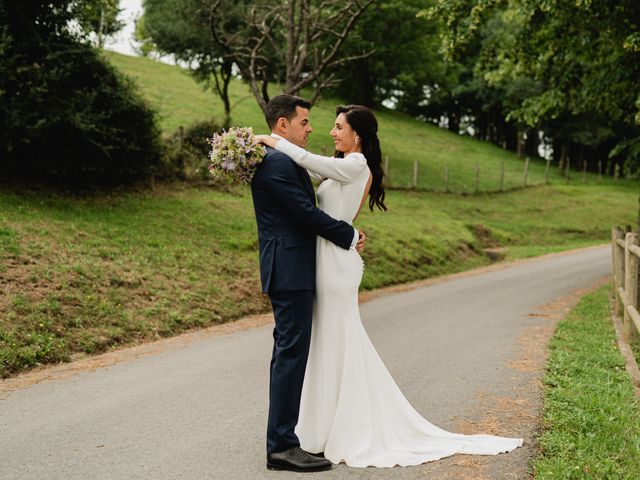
{"left": 266, "top": 289, "right": 314, "bottom": 454}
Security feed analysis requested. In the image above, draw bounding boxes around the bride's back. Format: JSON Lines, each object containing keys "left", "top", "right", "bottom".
{"left": 316, "top": 153, "right": 370, "bottom": 224}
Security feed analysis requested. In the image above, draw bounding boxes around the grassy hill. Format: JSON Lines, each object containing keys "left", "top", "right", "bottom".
{"left": 105, "top": 51, "right": 619, "bottom": 193}
{"left": 0, "top": 52, "right": 637, "bottom": 378}
{"left": 1, "top": 182, "right": 636, "bottom": 378}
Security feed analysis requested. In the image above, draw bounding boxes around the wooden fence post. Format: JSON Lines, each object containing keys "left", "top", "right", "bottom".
{"left": 612, "top": 227, "right": 618, "bottom": 299}
{"left": 444, "top": 163, "right": 449, "bottom": 193}
{"left": 615, "top": 163, "right": 620, "bottom": 182}
{"left": 412, "top": 159, "right": 418, "bottom": 189}
{"left": 475, "top": 162, "right": 480, "bottom": 193}
{"left": 545, "top": 159, "right": 551, "bottom": 185}
{"left": 613, "top": 227, "right": 625, "bottom": 316}
{"left": 598, "top": 161, "right": 602, "bottom": 182}
{"left": 624, "top": 232, "right": 639, "bottom": 340}
{"left": 523, "top": 157, "right": 530, "bottom": 187}
{"left": 500, "top": 160, "right": 505, "bottom": 192}
{"left": 565, "top": 157, "right": 570, "bottom": 183}
{"left": 178, "top": 126, "right": 184, "bottom": 150}
{"left": 177, "top": 126, "right": 185, "bottom": 176}
{"left": 383, "top": 155, "right": 390, "bottom": 187}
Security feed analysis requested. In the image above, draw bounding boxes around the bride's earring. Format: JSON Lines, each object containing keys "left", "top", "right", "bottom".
{"left": 355, "top": 136, "right": 360, "bottom": 145}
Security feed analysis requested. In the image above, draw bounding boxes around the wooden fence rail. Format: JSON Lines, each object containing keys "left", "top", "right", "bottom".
{"left": 612, "top": 227, "right": 640, "bottom": 340}
{"left": 375, "top": 154, "right": 606, "bottom": 193}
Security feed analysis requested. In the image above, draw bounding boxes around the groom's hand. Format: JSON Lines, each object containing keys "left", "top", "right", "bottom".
{"left": 356, "top": 230, "right": 366, "bottom": 253}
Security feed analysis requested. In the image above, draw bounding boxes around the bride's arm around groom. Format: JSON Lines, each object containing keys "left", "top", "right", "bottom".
{"left": 251, "top": 146, "right": 356, "bottom": 248}
{"left": 256, "top": 135, "right": 368, "bottom": 184}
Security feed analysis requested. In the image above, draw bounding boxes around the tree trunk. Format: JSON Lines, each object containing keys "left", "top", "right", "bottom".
{"left": 361, "top": 65, "right": 376, "bottom": 107}
{"left": 261, "top": 76, "right": 270, "bottom": 107}
{"left": 516, "top": 129, "right": 525, "bottom": 159}
{"left": 525, "top": 129, "right": 539, "bottom": 158}
{"left": 247, "top": 76, "right": 267, "bottom": 113}
{"left": 558, "top": 143, "right": 568, "bottom": 171}
{"left": 221, "top": 71, "right": 232, "bottom": 128}
{"left": 447, "top": 101, "right": 460, "bottom": 134}
{"left": 210, "top": 60, "right": 233, "bottom": 127}
{"left": 477, "top": 110, "right": 487, "bottom": 141}
{"left": 448, "top": 115, "right": 460, "bottom": 134}
{"left": 97, "top": 8, "right": 105, "bottom": 49}
{"left": 503, "top": 122, "right": 517, "bottom": 151}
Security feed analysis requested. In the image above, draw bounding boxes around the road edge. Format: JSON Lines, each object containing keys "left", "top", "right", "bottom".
{"left": 0, "top": 243, "right": 609, "bottom": 397}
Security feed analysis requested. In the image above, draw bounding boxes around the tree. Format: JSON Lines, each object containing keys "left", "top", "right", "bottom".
{"left": 388, "top": 10, "right": 535, "bottom": 153}
{"left": 425, "top": 0, "right": 640, "bottom": 175}
{"left": 0, "top": 0, "right": 163, "bottom": 183}
{"left": 141, "top": 0, "right": 243, "bottom": 126}
{"left": 510, "top": 0, "right": 640, "bottom": 174}
{"left": 133, "top": 12, "right": 156, "bottom": 58}
{"left": 205, "top": 0, "right": 374, "bottom": 111}
{"left": 73, "top": 0, "right": 125, "bottom": 48}
{"left": 330, "top": 0, "right": 443, "bottom": 109}
{"left": 471, "top": 9, "right": 542, "bottom": 156}
{"left": 142, "top": 0, "right": 374, "bottom": 116}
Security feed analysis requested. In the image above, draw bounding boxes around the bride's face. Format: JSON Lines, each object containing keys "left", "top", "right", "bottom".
{"left": 330, "top": 113, "right": 359, "bottom": 154}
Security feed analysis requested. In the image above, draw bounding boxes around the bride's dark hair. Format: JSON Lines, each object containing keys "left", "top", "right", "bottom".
{"left": 335, "top": 105, "right": 388, "bottom": 212}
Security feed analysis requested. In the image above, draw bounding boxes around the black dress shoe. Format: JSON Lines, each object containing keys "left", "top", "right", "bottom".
{"left": 308, "top": 451, "right": 325, "bottom": 459}
{"left": 267, "top": 446, "right": 332, "bottom": 472}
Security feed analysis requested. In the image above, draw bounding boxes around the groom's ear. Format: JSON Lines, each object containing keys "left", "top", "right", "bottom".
{"left": 276, "top": 117, "right": 289, "bottom": 132}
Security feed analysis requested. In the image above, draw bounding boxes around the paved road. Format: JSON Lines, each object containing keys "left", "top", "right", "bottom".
{"left": 0, "top": 246, "right": 610, "bottom": 480}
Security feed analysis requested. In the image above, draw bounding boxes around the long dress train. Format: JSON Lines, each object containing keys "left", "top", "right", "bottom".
{"left": 274, "top": 139, "right": 523, "bottom": 468}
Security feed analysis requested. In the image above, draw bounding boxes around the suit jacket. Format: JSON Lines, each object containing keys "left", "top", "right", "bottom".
{"left": 250, "top": 147, "right": 355, "bottom": 293}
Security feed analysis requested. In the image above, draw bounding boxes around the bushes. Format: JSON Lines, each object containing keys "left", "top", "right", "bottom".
{"left": 163, "top": 119, "right": 223, "bottom": 180}
{"left": 0, "top": 2, "right": 164, "bottom": 184}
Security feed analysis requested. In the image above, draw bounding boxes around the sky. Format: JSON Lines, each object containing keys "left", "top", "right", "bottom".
{"left": 105, "top": 0, "right": 143, "bottom": 56}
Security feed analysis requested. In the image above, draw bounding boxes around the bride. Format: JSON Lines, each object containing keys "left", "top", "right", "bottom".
{"left": 256, "top": 104, "right": 523, "bottom": 468}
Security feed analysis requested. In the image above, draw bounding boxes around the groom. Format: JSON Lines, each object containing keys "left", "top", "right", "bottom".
{"left": 251, "top": 94, "right": 364, "bottom": 472}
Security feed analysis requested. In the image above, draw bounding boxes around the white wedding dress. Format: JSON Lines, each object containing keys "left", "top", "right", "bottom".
{"left": 275, "top": 139, "right": 523, "bottom": 468}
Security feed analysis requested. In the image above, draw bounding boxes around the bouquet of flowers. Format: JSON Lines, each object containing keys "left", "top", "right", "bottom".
{"left": 208, "top": 127, "right": 266, "bottom": 184}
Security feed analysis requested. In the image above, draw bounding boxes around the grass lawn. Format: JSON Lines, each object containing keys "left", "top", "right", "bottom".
{"left": 104, "top": 51, "right": 632, "bottom": 194}
{"left": 1, "top": 182, "right": 637, "bottom": 378}
{"left": 533, "top": 285, "right": 640, "bottom": 479}
{"left": 1, "top": 52, "right": 637, "bottom": 378}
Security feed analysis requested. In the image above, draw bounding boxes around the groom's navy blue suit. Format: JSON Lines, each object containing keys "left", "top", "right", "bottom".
{"left": 251, "top": 146, "right": 354, "bottom": 454}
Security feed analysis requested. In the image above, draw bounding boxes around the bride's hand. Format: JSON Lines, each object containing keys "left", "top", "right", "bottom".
{"left": 356, "top": 230, "right": 366, "bottom": 253}
{"left": 255, "top": 134, "right": 278, "bottom": 148}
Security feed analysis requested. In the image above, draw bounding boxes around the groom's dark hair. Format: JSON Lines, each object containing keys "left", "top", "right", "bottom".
{"left": 265, "top": 95, "right": 312, "bottom": 129}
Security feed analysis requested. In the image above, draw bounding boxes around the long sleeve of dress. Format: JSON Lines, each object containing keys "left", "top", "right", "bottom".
{"left": 306, "top": 169, "right": 325, "bottom": 181}
{"left": 275, "top": 139, "right": 367, "bottom": 184}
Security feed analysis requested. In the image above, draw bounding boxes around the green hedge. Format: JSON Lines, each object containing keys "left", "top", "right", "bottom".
{"left": 0, "top": 2, "right": 163, "bottom": 184}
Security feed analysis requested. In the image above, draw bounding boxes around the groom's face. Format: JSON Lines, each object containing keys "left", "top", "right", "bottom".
{"left": 283, "top": 106, "right": 313, "bottom": 148}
